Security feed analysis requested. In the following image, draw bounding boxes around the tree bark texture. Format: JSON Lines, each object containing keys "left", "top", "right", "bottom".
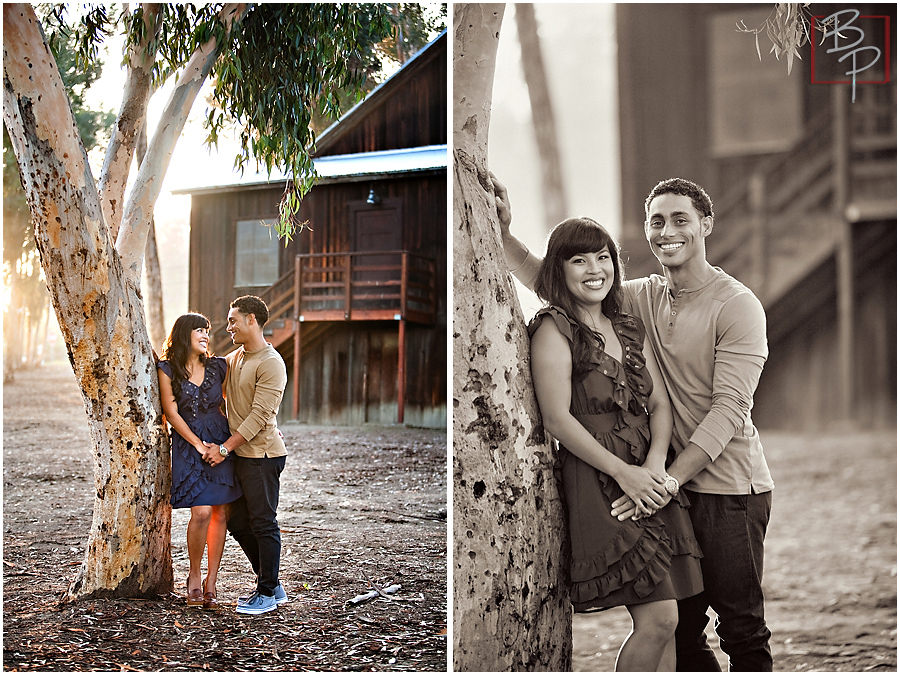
{"left": 515, "top": 4, "right": 568, "bottom": 230}
{"left": 3, "top": 3, "right": 172, "bottom": 599}
{"left": 452, "top": 5, "right": 571, "bottom": 671}
{"left": 137, "top": 120, "right": 166, "bottom": 353}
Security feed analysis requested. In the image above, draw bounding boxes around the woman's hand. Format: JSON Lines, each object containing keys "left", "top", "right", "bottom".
{"left": 614, "top": 464, "right": 668, "bottom": 516}
{"left": 490, "top": 172, "right": 511, "bottom": 231}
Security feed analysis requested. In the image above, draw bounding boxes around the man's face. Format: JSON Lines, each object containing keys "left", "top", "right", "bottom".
{"left": 226, "top": 307, "right": 252, "bottom": 345}
{"left": 644, "top": 193, "right": 712, "bottom": 269}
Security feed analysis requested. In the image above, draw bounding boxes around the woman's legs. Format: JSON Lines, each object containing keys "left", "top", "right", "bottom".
{"left": 186, "top": 505, "right": 212, "bottom": 591}
{"left": 203, "top": 503, "right": 230, "bottom": 595}
{"left": 616, "top": 599, "right": 679, "bottom": 672}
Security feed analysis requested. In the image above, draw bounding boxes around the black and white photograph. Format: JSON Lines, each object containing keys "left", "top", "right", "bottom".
{"left": 453, "top": 3, "right": 896, "bottom": 672}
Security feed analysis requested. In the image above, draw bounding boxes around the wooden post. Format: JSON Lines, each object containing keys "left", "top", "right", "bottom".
{"left": 400, "top": 251, "right": 409, "bottom": 317}
{"left": 832, "top": 85, "right": 854, "bottom": 422}
{"left": 292, "top": 255, "right": 302, "bottom": 420}
{"left": 397, "top": 251, "right": 409, "bottom": 424}
{"left": 397, "top": 318, "right": 406, "bottom": 424}
{"left": 344, "top": 253, "right": 352, "bottom": 320}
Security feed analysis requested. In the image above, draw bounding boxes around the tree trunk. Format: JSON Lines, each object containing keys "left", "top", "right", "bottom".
{"left": 452, "top": 5, "right": 571, "bottom": 671}
{"left": 137, "top": 120, "right": 166, "bottom": 353}
{"left": 3, "top": 3, "right": 172, "bottom": 599}
{"left": 515, "top": 4, "right": 568, "bottom": 229}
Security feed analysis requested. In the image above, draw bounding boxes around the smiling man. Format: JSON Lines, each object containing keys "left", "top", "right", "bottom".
{"left": 495, "top": 176, "right": 775, "bottom": 671}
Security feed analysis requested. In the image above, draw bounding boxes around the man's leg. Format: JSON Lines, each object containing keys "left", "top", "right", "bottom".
{"left": 686, "top": 489, "right": 773, "bottom": 672}
{"left": 675, "top": 591, "right": 721, "bottom": 671}
{"left": 226, "top": 491, "right": 260, "bottom": 577}
{"left": 232, "top": 455, "right": 285, "bottom": 596}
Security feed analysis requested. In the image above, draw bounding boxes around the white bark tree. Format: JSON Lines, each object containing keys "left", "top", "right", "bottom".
{"left": 3, "top": 2, "right": 393, "bottom": 600}
{"left": 453, "top": 4, "right": 571, "bottom": 670}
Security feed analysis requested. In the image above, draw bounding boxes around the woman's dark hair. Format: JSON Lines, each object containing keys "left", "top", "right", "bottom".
{"left": 534, "top": 217, "right": 623, "bottom": 377}
{"left": 161, "top": 313, "right": 211, "bottom": 400}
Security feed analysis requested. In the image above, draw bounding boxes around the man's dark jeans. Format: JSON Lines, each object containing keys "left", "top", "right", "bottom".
{"left": 227, "top": 455, "right": 286, "bottom": 597}
{"left": 676, "top": 489, "right": 773, "bottom": 672}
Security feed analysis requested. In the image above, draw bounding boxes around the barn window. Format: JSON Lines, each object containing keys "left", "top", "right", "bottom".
{"left": 234, "top": 218, "right": 279, "bottom": 287}
{"left": 707, "top": 8, "right": 803, "bottom": 156}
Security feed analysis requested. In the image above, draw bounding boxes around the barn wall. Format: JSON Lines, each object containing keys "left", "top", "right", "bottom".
{"left": 753, "top": 221, "right": 896, "bottom": 430}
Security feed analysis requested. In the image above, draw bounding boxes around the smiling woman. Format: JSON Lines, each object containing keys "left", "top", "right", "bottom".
{"left": 524, "top": 215, "right": 704, "bottom": 671}
{"left": 157, "top": 311, "right": 239, "bottom": 609}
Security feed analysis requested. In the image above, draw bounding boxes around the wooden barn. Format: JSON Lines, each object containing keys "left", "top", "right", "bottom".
{"left": 615, "top": 4, "right": 896, "bottom": 430}
{"left": 178, "top": 31, "right": 447, "bottom": 428}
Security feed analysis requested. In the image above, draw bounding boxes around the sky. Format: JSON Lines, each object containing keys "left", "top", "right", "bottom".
{"left": 487, "top": 4, "right": 619, "bottom": 319}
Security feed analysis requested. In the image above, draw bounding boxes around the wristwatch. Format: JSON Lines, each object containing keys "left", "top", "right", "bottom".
{"left": 219, "top": 445, "right": 230, "bottom": 457}
{"left": 663, "top": 473, "right": 680, "bottom": 496}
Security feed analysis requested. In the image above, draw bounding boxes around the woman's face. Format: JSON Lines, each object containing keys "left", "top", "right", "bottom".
{"left": 189, "top": 325, "right": 210, "bottom": 355}
{"left": 562, "top": 246, "right": 615, "bottom": 308}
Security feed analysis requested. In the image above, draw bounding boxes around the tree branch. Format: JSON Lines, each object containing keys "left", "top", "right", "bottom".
{"left": 115, "top": 2, "right": 248, "bottom": 283}
{"left": 98, "top": 3, "right": 162, "bottom": 241}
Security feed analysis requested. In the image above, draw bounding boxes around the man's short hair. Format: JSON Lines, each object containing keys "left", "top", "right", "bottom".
{"left": 644, "top": 177, "right": 714, "bottom": 220}
{"left": 231, "top": 295, "right": 270, "bottom": 326}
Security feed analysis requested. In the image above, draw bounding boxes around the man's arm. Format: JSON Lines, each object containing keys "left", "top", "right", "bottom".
{"left": 491, "top": 173, "right": 542, "bottom": 291}
{"left": 686, "top": 291, "right": 767, "bottom": 462}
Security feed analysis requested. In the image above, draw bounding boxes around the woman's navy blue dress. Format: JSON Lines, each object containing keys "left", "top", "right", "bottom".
{"left": 158, "top": 357, "right": 242, "bottom": 508}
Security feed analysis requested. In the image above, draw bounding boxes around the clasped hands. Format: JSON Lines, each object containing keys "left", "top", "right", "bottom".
{"left": 196, "top": 441, "right": 224, "bottom": 467}
{"left": 611, "top": 464, "right": 672, "bottom": 522}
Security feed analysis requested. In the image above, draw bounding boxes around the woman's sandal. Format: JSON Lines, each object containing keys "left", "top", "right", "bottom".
{"left": 186, "top": 577, "right": 205, "bottom": 607}
{"left": 202, "top": 591, "right": 220, "bottom": 610}
{"left": 202, "top": 576, "right": 219, "bottom": 610}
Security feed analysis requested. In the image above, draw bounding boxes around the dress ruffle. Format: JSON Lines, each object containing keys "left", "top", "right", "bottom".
{"left": 570, "top": 511, "right": 674, "bottom": 605}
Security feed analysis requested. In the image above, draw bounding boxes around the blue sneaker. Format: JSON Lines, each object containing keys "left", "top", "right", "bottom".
{"left": 238, "top": 583, "right": 288, "bottom": 605}
{"left": 236, "top": 592, "right": 278, "bottom": 615}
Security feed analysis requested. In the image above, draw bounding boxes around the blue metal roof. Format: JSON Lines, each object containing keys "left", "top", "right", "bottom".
{"left": 174, "top": 144, "right": 447, "bottom": 194}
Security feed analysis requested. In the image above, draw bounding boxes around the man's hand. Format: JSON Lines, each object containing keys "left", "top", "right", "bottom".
{"left": 201, "top": 441, "right": 222, "bottom": 467}
{"left": 490, "top": 172, "right": 511, "bottom": 232}
{"left": 610, "top": 492, "right": 673, "bottom": 521}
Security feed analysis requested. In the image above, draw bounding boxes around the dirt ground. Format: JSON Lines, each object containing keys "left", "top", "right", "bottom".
{"left": 3, "top": 363, "right": 447, "bottom": 672}
{"left": 572, "top": 429, "right": 897, "bottom": 672}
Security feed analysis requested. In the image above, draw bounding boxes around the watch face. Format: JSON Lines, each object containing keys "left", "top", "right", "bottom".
{"left": 219, "top": 447, "right": 228, "bottom": 456}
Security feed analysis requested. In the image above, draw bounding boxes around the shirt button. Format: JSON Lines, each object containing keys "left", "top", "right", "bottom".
{"left": 671, "top": 310, "right": 676, "bottom": 316}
